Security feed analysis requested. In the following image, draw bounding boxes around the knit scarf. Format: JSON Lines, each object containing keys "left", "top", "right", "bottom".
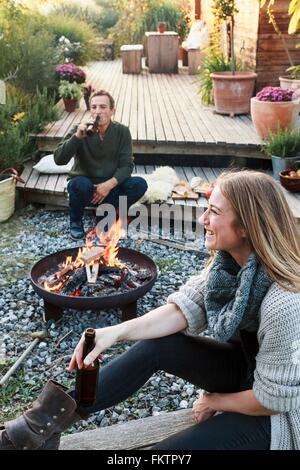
{"left": 204, "top": 251, "right": 273, "bottom": 342}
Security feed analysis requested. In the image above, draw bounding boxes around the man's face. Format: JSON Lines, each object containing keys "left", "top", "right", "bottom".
{"left": 90, "top": 95, "right": 115, "bottom": 127}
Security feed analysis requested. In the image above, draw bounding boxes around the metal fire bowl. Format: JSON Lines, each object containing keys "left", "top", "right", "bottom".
{"left": 30, "top": 247, "right": 157, "bottom": 311}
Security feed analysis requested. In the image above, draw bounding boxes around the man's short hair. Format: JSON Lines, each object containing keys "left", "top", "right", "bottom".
{"left": 90, "top": 90, "right": 115, "bottom": 109}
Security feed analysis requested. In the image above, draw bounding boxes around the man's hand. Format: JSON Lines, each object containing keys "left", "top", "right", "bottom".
{"left": 192, "top": 391, "right": 216, "bottom": 424}
{"left": 92, "top": 182, "right": 112, "bottom": 204}
{"left": 75, "top": 123, "right": 88, "bottom": 140}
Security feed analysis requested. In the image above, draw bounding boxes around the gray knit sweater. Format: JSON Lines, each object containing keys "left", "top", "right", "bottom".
{"left": 167, "top": 269, "right": 300, "bottom": 450}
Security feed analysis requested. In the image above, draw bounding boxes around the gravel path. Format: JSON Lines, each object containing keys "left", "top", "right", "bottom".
{"left": 0, "top": 206, "right": 208, "bottom": 433}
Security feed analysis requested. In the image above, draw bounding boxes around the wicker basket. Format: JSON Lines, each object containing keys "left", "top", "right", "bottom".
{"left": 0, "top": 168, "right": 24, "bottom": 222}
{"left": 279, "top": 165, "right": 300, "bottom": 193}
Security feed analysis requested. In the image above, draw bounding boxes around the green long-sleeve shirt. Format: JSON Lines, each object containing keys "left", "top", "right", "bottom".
{"left": 54, "top": 121, "right": 134, "bottom": 184}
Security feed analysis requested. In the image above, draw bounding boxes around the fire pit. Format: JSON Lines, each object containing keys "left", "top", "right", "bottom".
{"left": 30, "top": 222, "right": 157, "bottom": 322}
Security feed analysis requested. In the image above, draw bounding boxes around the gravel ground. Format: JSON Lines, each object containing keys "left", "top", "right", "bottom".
{"left": 0, "top": 206, "right": 208, "bottom": 434}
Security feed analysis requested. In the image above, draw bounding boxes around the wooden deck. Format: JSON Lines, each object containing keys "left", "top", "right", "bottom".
{"left": 16, "top": 162, "right": 300, "bottom": 224}
{"left": 35, "top": 59, "right": 264, "bottom": 160}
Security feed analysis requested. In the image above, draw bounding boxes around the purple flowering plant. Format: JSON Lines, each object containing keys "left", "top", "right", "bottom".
{"left": 54, "top": 63, "right": 86, "bottom": 84}
{"left": 256, "top": 86, "right": 295, "bottom": 102}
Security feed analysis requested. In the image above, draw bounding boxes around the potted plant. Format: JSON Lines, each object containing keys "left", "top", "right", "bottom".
{"left": 261, "top": 127, "right": 300, "bottom": 180}
{"left": 54, "top": 63, "right": 86, "bottom": 84}
{"left": 210, "top": 0, "right": 257, "bottom": 116}
{"left": 250, "top": 86, "right": 300, "bottom": 140}
{"left": 279, "top": 65, "right": 300, "bottom": 96}
{"left": 58, "top": 80, "right": 83, "bottom": 113}
{"left": 198, "top": 51, "right": 236, "bottom": 105}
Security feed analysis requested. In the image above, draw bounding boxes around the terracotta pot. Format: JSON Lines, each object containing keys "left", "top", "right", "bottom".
{"left": 157, "top": 21, "right": 167, "bottom": 33}
{"left": 63, "top": 98, "right": 77, "bottom": 113}
{"left": 211, "top": 71, "right": 257, "bottom": 116}
{"left": 250, "top": 97, "right": 300, "bottom": 140}
{"left": 279, "top": 76, "right": 300, "bottom": 98}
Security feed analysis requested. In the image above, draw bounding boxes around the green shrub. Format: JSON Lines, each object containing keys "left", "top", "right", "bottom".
{"left": 53, "top": 1, "right": 119, "bottom": 37}
{"left": 45, "top": 14, "right": 98, "bottom": 65}
{"left": 139, "top": 1, "right": 181, "bottom": 35}
{"left": 0, "top": 9, "right": 57, "bottom": 95}
{"left": 0, "top": 86, "right": 58, "bottom": 170}
{"left": 107, "top": 0, "right": 190, "bottom": 56}
{"left": 262, "top": 127, "right": 300, "bottom": 159}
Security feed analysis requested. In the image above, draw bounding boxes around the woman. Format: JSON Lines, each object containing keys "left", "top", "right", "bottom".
{"left": 1, "top": 170, "right": 300, "bottom": 450}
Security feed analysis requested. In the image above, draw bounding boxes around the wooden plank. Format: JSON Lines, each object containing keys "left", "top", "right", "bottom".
{"left": 173, "top": 74, "right": 215, "bottom": 143}
{"left": 151, "top": 73, "right": 176, "bottom": 142}
{"left": 147, "top": 73, "right": 165, "bottom": 142}
{"left": 55, "top": 174, "right": 68, "bottom": 195}
{"left": 142, "top": 72, "right": 156, "bottom": 142}
{"left": 44, "top": 174, "right": 60, "bottom": 194}
{"left": 129, "top": 73, "right": 139, "bottom": 140}
{"left": 159, "top": 74, "right": 185, "bottom": 143}
{"left": 24, "top": 169, "right": 40, "bottom": 191}
{"left": 60, "top": 408, "right": 194, "bottom": 450}
{"left": 137, "top": 73, "right": 147, "bottom": 141}
{"left": 34, "top": 173, "right": 49, "bottom": 192}
{"left": 16, "top": 162, "right": 33, "bottom": 189}
{"left": 165, "top": 73, "right": 205, "bottom": 143}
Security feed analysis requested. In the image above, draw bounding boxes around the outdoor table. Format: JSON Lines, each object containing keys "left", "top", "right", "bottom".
{"left": 144, "top": 32, "right": 179, "bottom": 73}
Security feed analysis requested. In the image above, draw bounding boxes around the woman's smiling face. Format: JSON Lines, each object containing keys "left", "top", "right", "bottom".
{"left": 199, "top": 185, "right": 252, "bottom": 266}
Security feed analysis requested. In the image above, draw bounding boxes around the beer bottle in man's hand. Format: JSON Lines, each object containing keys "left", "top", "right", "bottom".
{"left": 75, "top": 328, "right": 99, "bottom": 406}
{"left": 86, "top": 115, "right": 100, "bottom": 136}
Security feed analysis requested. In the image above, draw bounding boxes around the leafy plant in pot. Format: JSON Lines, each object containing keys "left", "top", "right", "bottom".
{"left": 261, "top": 126, "right": 300, "bottom": 180}
{"left": 210, "top": 0, "right": 257, "bottom": 116}
{"left": 58, "top": 80, "right": 83, "bottom": 113}
{"left": 250, "top": 86, "right": 300, "bottom": 140}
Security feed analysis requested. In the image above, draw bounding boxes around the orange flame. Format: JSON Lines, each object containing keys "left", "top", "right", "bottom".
{"left": 43, "top": 220, "right": 125, "bottom": 293}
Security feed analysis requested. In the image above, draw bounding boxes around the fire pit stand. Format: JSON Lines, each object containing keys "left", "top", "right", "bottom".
{"left": 31, "top": 247, "right": 157, "bottom": 323}
{"left": 43, "top": 299, "right": 138, "bottom": 323}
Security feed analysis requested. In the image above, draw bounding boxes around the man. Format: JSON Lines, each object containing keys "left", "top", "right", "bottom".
{"left": 54, "top": 90, "right": 147, "bottom": 240}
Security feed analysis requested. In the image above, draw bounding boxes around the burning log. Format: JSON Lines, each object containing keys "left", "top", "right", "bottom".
{"left": 60, "top": 267, "right": 87, "bottom": 295}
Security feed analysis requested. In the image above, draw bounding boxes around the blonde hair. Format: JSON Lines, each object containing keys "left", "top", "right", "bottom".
{"left": 213, "top": 170, "right": 300, "bottom": 292}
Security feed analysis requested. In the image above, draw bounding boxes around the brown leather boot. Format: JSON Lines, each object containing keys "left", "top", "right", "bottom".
{"left": 0, "top": 380, "right": 82, "bottom": 450}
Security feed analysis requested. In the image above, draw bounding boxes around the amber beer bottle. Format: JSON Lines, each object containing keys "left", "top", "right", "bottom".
{"left": 75, "top": 328, "right": 99, "bottom": 406}
{"left": 86, "top": 114, "right": 100, "bottom": 136}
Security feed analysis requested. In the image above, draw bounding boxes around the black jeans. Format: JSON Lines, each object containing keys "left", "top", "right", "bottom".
{"left": 74, "top": 333, "right": 271, "bottom": 450}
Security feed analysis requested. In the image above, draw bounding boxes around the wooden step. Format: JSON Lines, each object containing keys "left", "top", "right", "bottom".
{"left": 60, "top": 408, "right": 194, "bottom": 450}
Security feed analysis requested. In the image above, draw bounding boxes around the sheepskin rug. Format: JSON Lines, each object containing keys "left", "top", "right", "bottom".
{"left": 135, "top": 166, "right": 179, "bottom": 204}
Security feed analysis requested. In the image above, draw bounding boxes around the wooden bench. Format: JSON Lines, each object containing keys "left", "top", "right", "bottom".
{"left": 120, "top": 45, "right": 143, "bottom": 74}
{"left": 60, "top": 408, "right": 194, "bottom": 450}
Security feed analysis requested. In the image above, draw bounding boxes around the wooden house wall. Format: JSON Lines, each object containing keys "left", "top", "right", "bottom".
{"left": 257, "top": 0, "right": 300, "bottom": 90}
{"left": 200, "top": 0, "right": 300, "bottom": 91}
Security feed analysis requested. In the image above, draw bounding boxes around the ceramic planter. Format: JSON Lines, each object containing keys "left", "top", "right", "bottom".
{"left": 157, "top": 22, "right": 167, "bottom": 33}
{"left": 211, "top": 71, "right": 257, "bottom": 116}
{"left": 63, "top": 98, "right": 78, "bottom": 113}
{"left": 279, "top": 76, "right": 300, "bottom": 98}
{"left": 250, "top": 97, "right": 300, "bottom": 140}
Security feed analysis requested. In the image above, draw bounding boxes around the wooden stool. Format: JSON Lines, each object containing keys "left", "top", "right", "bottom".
{"left": 188, "top": 49, "right": 202, "bottom": 75}
{"left": 120, "top": 45, "right": 143, "bottom": 74}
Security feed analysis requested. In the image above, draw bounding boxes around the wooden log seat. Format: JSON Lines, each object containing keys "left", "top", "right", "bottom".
{"left": 120, "top": 45, "right": 143, "bottom": 74}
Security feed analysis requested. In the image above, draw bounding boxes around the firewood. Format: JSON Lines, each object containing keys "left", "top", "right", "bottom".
{"left": 80, "top": 246, "right": 104, "bottom": 264}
